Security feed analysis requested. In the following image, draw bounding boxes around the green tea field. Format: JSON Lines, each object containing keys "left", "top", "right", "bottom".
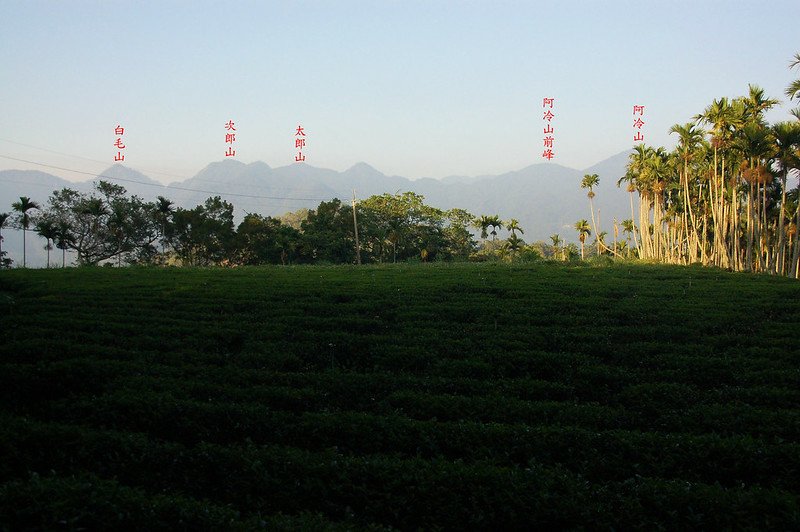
{"left": 1, "top": 263, "right": 799, "bottom": 530}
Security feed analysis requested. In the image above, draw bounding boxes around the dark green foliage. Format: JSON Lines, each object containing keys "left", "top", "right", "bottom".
{"left": 300, "top": 198, "right": 357, "bottom": 264}
{"left": 0, "top": 472, "right": 377, "bottom": 531}
{"left": 1, "top": 263, "right": 799, "bottom": 529}
{"left": 40, "top": 181, "right": 161, "bottom": 266}
{"left": 170, "top": 196, "right": 236, "bottom": 266}
{"left": 36, "top": 185, "right": 477, "bottom": 267}
{"left": 235, "top": 213, "right": 303, "bottom": 265}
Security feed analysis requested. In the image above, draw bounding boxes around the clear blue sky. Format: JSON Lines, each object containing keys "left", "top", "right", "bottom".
{"left": 1, "top": 0, "right": 798, "bottom": 183}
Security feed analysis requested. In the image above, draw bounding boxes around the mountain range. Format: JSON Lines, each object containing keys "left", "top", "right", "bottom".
{"left": 0, "top": 151, "right": 635, "bottom": 267}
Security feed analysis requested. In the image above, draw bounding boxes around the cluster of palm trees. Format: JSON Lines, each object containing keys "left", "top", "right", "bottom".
{"left": 475, "top": 215, "right": 504, "bottom": 242}
{"left": 1, "top": 197, "right": 49, "bottom": 268}
{"left": 474, "top": 215, "right": 528, "bottom": 255}
{"left": 572, "top": 173, "right": 612, "bottom": 260}
{"left": 572, "top": 172, "right": 623, "bottom": 260}
{"left": 611, "top": 57, "right": 800, "bottom": 277}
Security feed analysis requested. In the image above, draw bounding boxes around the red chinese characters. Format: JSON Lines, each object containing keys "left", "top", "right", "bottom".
{"left": 542, "top": 98, "right": 555, "bottom": 160}
{"left": 225, "top": 120, "right": 236, "bottom": 157}
{"left": 114, "top": 125, "right": 125, "bottom": 162}
{"left": 633, "top": 105, "right": 645, "bottom": 143}
{"left": 295, "top": 125, "right": 306, "bottom": 162}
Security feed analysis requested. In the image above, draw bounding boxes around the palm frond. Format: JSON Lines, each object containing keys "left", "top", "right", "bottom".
{"left": 786, "top": 79, "right": 800, "bottom": 101}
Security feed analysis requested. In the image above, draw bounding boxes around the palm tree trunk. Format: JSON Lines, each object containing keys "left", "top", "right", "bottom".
{"left": 681, "top": 164, "right": 689, "bottom": 262}
{"left": 746, "top": 180, "right": 752, "bottom": 272}
{"left": 736, "top": 189, "right": 741, "bottom": 270}
{"left": 776, "top": 171, "right": 789, "bottom": 275}
{"left": 682, "top": 160, "right": 699, "bottom": 264}
{"left": 718, "top": 156, "right": 730, "bottom": 269}
{"left": 721, "top": 158, "right": 729, "bottom": 268}
{"left": 597, "top": 210, "right": 604, "bottom": 256}
{"left": 639, "top": 194, "right": 650, "bottom": 259}
{"left": 652, "top": 194, "right": 660, "bottom": 260}
{"left": 791, "top": 205, "right": 800, "bottom": 278}
{"left": 701, "top": 208, "right": 709, "bottom": 265}
{"left": 589, "top": 198, "right": 598, "bottom": 255}
{"left": 688, "top": 183, "right": 700, "bottom": 263}
{"left": 709, "top": 147, "right": 719, "bottom": 267}
{"left": 679, "top": 171, "right": 689, "bottom": 264}
{"left": 756, "top": 184, "right": 762, "bottom": 272}
{"left": 708, "top": 181, "right": 717, "bottom": 266}
{"left": 698, "top": 184, "right": 707, "bottom": 264}
{"left": 639, "top": 195, "right": 647, "bottom": 259}
{"left": 22, "top": 228, "right": 26, "bottom": 267}
{"left": 760, "top": 182, "right": 768, "bottom": 272}
{"left": 629, "top": 190, "right": 641, "bottom": 257}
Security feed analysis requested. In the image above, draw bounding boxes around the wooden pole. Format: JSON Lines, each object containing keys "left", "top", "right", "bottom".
{"left": 352, "top": 190, "right": 361, "bottom": 265}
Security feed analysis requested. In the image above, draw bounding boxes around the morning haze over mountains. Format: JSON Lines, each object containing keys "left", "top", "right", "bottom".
{"left": 0, "top": 151, "right": 633, "bottom": 267}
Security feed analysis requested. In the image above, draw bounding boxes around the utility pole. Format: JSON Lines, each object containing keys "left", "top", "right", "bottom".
{"left": 352, "top": 189, "right": 362, "bottom": 265}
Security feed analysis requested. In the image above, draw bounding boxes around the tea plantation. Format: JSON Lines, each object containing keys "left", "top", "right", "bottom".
{"left": 1, "top": 263, "right": 799, "bottom": 530}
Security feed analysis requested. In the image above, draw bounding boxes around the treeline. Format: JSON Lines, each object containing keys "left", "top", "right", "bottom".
{"left": 0, "top": 181, "right": 572, "bottom": 268}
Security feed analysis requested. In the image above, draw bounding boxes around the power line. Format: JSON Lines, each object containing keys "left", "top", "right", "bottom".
{"left": 0, "top": 137, "right": 336, "bottom": 195}
{"left": 0, "top": 137, "right": 190, "bottom": 181}
{"left": 0, "top": 177, "right": 67, "bottom": 190}
{"left": 0, "top": 155, "right": 331, "bottom": 203}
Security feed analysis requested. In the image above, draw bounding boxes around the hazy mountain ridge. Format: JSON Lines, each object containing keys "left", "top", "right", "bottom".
{"left": 0, "top": 152, "right": 634, "bottom": 267}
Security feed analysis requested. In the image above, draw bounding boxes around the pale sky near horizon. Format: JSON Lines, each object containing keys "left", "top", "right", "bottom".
{"left": 1, "top": 0, "right": 798, "bottom": 184}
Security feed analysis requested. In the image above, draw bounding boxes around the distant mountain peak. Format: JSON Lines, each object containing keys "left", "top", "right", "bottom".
{"left": 98, "top": 163, "right": 132, "bottom": 175}
{"left": 347, "top": 161, "right": 379, "bottom": 172}
{"left": 581, "top": 149, "right": 634, "bottom": 174}
{"left": 246, "top": 161, "right": 271, "bottom": 170}
{"left": 97, "top": 164, "right": 163, "bottom": 186}
{"left": 203, "top": 159, "right": 248, "bottom": 170}
{"left": 345, "top": 162, "right": 387, "bottom": 180}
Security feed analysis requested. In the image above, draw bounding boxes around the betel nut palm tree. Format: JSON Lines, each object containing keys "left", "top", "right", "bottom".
{"left": 475, "top": 215, "right": 492, "bottom": 242}
{"left": 669, "top": 121, "right": 705, "bottom": 262}
{"left": 35, "top": 219, "right": 59, "bottom": 268}
{"left": 580, "top": 174, "right": 600, "bottom": 255}
{"left": 486, "top": 215, "right": 503, "bottom": 241}
{"left": 574, "top": 219, "right": 591, "bottom": 260}
{"left": 550, "top": 233, "right": 563, "bottom": 260}
{"left": 11, "top": 196, "right": 40, "bottom": 268}
{"left": 771, "top": 122, "right": 800, "bottom": 273}
{"left": 506, "top": 218, "right": 523, "bottom": 237}
{"left": 504, "top": 233, "right": 524, "bottom": 255}
{"left": 156, "top": 195, "right": 175, "bottom": 253}
{"left": 55, "top": 222, "right": 75, "bottom": 268}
